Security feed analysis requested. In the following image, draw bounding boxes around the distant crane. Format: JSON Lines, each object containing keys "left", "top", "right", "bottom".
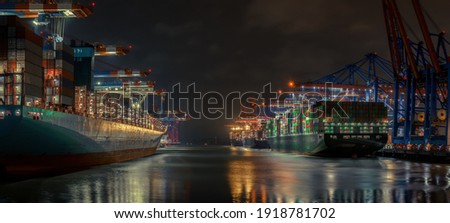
{"left": 94, "top": 69, "right": 152, "bottom": 78}
{"left": 94, "top": 43, "right": 131, "bottom": 56}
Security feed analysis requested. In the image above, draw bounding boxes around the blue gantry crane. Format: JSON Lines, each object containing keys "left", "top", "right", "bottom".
{"left": 383, "top": 0, "right": 450, "bottom": 148}
{"left": 310, "top": 53, "right": 395, "bottom": 104}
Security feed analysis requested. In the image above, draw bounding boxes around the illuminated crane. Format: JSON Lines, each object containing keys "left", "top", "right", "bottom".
{"left": 0, "top": 1, "right": 93, "bottom": 19}
{"left": 382, "top": 0, "right": 449, "bottom": 147}
{"left": 94, "top": 43, "right": 131, "bottom": 56}
{"left": 94, "top": 69, "right": 152, "bottom": 78}
{"left": 1, "top": 0, "right": 94, "bottom": 107}
{"left": 0, "top": 1, "right": 93, "bottom": 42}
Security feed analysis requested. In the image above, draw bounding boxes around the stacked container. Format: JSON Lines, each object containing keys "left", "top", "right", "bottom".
{"left": 314, "top": 101, "right": 388, "bottom": 134}
{"left": 0, "top": 16, "right": 43, "bottom": 106}
{"left": 43, "top": 42, "right": 74, "bottom": 107}
{"left": 74, "top": 85, "right": 87, "bottom": 114}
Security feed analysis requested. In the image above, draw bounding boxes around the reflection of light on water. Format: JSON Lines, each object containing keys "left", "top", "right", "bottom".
{"left": 65, "top": 158, "right": 174, "bottom": 202}
{"left": 227, "top": 159, "right": 255, "bottom": 202}
{"left": 93, "top": 180, "right": 102, "bottom": 202}
{"left": 109, "top": 166, "right": 153, "bottom": 202}
{"left": 381, "top": 160, "right": 396, "bottom": 184}
{"left": 324, "top": 163, "right": 337, "bottom": 200}
{"left": 230, "top": 148, "right": 252, "bottom": 156}
{"left": 404, "top": 162, "right": 411, "bottom": 183}
{"left": 226, "top": 152, "right": 305, "bottom": 203}
{"left": 322, "top": 188, "right": 386, "bottom": 203}
{"left": 2, "top": 149, "right": 449, "bottom": 203}
{"left": 326, "top": 171, "right": 336, "bottom": 183}
{"left": 423, "top": 164, "right": 431, "bottom": 186}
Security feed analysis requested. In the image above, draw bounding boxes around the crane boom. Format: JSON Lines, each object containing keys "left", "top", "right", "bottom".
{"left": 94, "top": 43, "right": 130, "bottom": 56}
{"left": 411, "top": 0, "right": 441, "bottom": 74}
{"left": 385, "top": 0, "right": 420, "bottom": 80}
{"left": 94, "top": 69, "right": 152, "bottom": 78}
{"left": 382, "top": 0, "right": 402, "bottom": 79}
{"left": 0, "top": 2, "right": 93, "bottom": 18}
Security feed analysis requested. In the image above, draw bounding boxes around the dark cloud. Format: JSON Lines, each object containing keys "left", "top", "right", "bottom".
{"left": 246, "top": 0, "right": 354, "bottom": 34}
{"left": 66, "top": 0, "right": 450, "bottom": 143}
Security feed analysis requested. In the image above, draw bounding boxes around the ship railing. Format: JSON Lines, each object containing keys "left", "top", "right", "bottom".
{"left": 22, "top": 104, "right": 167, "bottom": 132}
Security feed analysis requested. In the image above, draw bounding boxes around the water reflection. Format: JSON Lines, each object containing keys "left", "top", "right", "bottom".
{"left": 0, "top": 146, "right": 449, "bottom": 202}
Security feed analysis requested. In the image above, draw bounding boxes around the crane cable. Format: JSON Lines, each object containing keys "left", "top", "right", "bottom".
{"left": 421, "top": 4, "right": 442, "bottom": 34}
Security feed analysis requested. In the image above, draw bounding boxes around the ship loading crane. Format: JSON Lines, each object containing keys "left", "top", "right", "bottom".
{"left": 158, "top": 110, "right": 187, "bottom": 146}
{"left": 1, "top": 0, "right": 94, "bottom": 109}
{"left": 71, "top": 40, "right": 158, "bottom": 122}
{"left": 0, "top": 1, "right": 92, "bottom": 19}
{"left": 99, "top": 64, "right": 190, "bottom": 146}
{"left": 153, "top": 90, "right": 188, "bottom": 146}
{"left": 94, "top": 43, "right": 130, "bottom": 56}
{"left": 287, "top": 53, "right": 398, "bottom": 116}
{"left": 94, "top": 69, "right": 151, "bottom": 78}
{"left": 72, "top": 40, "right": 134, "bottom": 115}
{"left": 382, "top": 0, "right": 450, "bottom": 151}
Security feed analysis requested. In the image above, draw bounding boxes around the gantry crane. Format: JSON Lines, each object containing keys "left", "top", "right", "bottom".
{"left": 94, "top": 69, "right": 151, "bottom": 78}
{"left": 94, "top": 43, "right": 131, "bottom": 56}
{"left": 289, "top": 53, "right": 398, "bottom": 119}
{"left": 0, "top": 0, "right": 94, "bottom": 107}
{"left": 0, "top": 0, "right": 93, "bottom": 19}
{"left": 0, "top": 0, "right": 93, "bottom": 42}
{"left": 382, "top": 0, "right": 450, "bottom": 147}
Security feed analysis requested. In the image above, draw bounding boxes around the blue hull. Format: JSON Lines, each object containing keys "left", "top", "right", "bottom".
{"left": 243, "top": 138, "right": 271, "bottom": 149}
{"left": 267, "top": 133, "right": 387, "bottom": 156}
{"left": 0, "top": 105, "right": 165, "bottom": 176}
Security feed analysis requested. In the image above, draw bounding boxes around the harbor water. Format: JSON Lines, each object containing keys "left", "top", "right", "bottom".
{"left": 0, "top": 146, "right": 449, "bottom": 203}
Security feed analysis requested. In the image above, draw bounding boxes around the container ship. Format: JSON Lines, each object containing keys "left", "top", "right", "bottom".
{"left": 228, "top": 117, "right": 270, "bottom": 149}
{"left": 0, "top": 16, "right": 166, "bottom": 176}
{"left": 264, "top": 101, "right": 389, "bottom": 156}
{"left": 0, "top": 105, "right": 166, "bottom": 176}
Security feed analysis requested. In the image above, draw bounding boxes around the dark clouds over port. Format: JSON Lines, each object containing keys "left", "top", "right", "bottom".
{"left": 67, "top": 0, "right": 450, "bottom": 143}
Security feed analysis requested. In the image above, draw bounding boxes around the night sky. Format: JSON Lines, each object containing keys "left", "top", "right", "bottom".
{"left": 67, "top": 0, "right": 450, "bottom": 143}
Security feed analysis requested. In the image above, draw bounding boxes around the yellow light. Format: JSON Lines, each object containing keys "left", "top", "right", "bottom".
{"left": 288, "top": 81, "right": 295, "bottom": 87}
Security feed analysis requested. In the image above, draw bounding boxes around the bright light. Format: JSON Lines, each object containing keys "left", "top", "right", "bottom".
{"left": 63, "top": 10, "right": 75, "bottom": 17}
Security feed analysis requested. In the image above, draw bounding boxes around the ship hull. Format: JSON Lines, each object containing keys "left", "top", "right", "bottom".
{"left": 230, "top": 139, "right": 244, "bottom": 147}
{"left": 0, "top": 147, "right": 157, "bottom": 176}
{"left": 0, "top": 105, "right": 165, "bottom": 176}
{"left": 267, "top": 133, "right": 387, "bottom": 157}
{"left": 243, "top": 138, "right": 271, "bottom": 149}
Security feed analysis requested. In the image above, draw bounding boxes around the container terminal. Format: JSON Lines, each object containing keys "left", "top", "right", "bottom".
{"left": 0, "top": 1, "right": 173, "bottom": 177}
{"left": 229, "top": 0, "right": 450, "bottom": 162}
{"left": 0, "top": 0, "right": 449, "bottom": 174}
